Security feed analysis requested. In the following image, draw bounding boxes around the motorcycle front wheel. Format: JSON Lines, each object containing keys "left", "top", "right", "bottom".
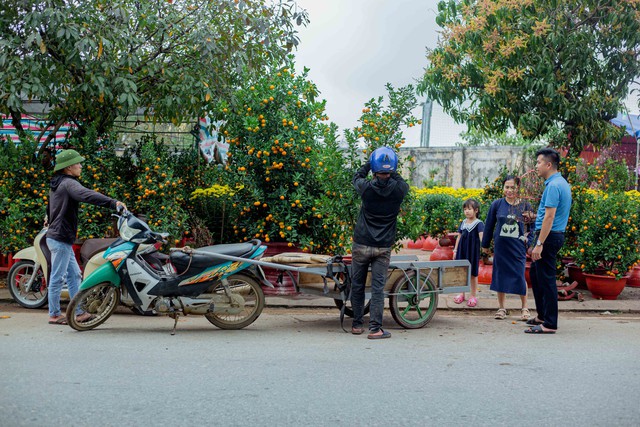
{"left": 8, "top": 260, "right": 48, "bottom": 309}
{"left": 66, "top": 283, "right": 120, "bottom": 331}
{"left": 205, "top": 274, "right": 264, "bottom": 330}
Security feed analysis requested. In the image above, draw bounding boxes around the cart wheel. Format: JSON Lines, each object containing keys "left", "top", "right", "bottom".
{"left": 334, "top": 298, "right": 370, "bottom": 318}
{"left": 389, "top": 271, "right": 438, "bottom": 329}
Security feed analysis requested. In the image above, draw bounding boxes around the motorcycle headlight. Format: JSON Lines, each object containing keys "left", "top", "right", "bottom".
{"left": 119, "top": 221, "right": 139, "bottom": 241}
{"left": 118, "top": 214, "right": 155, "bottom": 243}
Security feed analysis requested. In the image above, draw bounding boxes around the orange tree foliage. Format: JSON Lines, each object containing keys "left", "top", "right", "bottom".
{"left": 418, "top": 0, "right": 640, "bottom": 153}
{"left": 220, "top": 65, "right": 421, "bottom": 253}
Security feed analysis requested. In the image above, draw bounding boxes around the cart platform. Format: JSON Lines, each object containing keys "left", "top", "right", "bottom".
{"left": 259, "top": 252, "right": 471, "bottom": 329}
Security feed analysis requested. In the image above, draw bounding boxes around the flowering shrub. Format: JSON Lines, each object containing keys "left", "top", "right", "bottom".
{"left": 343, "top": 83, "right": 421, "bottom": 154}
{"left": 562, "top": 151, "right": 635, "bottom": 192}
{"left": 419, "top": 193, "right": 463, "bottom": 239}
{"left": 76, "top": 134, "right": 192, "bottom": 243}
{"left": 189, "top": 183, "right": 240, "bottom": 244}
{"left": 564, "top": 186, "right": 600, "bottom": 258}
{"left": 220, "top": 66, "right": 422, "bottom": 254}
{"left": 413, "top": 186, "right": 483, "bottom": 200}
{"left": 0, "top": 138, "right": 49, "bottom": 252}
{"left": 570, "top": 191, "right": 640, "bottom": 279}
{"left": 479, "top": 167, "right": 520, "bottom": 210}
{"left": 0, "top": 128, "right": 207, "bottom": 253}
{"left": 220, "top": 64, "right": 337, "bottom": 252}
{"left": 400, "top": 187, "right": 483, "bottom": 241}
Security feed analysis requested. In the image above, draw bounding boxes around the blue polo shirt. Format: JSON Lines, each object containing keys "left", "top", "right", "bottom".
{"left": 535, "top": 172, "right": 572, "bottom": 232}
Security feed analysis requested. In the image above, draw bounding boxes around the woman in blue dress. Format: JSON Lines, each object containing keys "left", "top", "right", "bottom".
{"left": 481, "top": 175, "right": 534, "bottom": 321}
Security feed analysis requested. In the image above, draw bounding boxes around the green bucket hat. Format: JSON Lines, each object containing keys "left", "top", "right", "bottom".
{"left": 54, "top": 149, "right": 85, "bottom": 172}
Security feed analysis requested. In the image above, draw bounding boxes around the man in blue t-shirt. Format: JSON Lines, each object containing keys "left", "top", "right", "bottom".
{"left": 525, "top": 148, "right": 572, "bottom": 334}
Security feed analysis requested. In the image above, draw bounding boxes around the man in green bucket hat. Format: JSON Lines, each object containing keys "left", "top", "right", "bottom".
{"left": 45, "top": 149, "right": 126, "bottom": 325}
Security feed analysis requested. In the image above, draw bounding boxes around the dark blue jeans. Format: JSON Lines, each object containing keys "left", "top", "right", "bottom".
{"left": 350, "top": 242, "right": 391, "bottom": 332}
{"left": 530, "top": 233, "right": 565, "bottom": 330}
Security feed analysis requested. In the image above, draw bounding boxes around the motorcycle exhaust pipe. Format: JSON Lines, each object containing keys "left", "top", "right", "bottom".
{"left": 154, "top": 297, "right": 215, "bottom": 315}
{"left": 183, "top": 303, "right": 215, "bottom": 315}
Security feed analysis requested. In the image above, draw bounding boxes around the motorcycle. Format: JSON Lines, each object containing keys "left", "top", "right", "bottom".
{"left": 7, "top": 228, "right": 165, "bottom": 314}
{"left": 66, "top": 210, "right": 269, "bottom": 333}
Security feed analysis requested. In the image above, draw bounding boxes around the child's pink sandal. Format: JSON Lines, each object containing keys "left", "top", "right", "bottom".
{"left": 467, "top": 296, "right": 478, "bottom": 307}
{"left": 453, "top": 294, "right": 465, "bottom": 304}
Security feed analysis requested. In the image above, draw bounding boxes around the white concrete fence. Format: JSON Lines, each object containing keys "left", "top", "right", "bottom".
{"left": 400, "top": 146, "right": 532, "bottom": 189}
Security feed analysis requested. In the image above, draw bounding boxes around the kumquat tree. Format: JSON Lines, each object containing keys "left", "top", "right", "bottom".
{"left": 220, "top": 65, "right": 424, "bottom": 254}
{"left": 220, "top": 63, "right": 335, "bottom": 252}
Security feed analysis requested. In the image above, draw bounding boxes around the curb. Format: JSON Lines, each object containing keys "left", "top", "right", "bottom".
{"left": 3, "top": 288, "right": 639, "bottom": 314}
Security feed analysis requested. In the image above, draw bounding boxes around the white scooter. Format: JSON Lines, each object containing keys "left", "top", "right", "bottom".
{"left": 7, "top": 228, "right": 164, "bottom": 313}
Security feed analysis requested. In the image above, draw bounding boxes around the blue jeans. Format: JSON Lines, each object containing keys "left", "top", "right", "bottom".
{"left": 530, "top": 233, "right": 565, "bottom": 330}
{"left": 46, "top": 238, "right": 82, "bottom": 317}
{"left": 350, "top": 242, "right": 391, "bottom": 332}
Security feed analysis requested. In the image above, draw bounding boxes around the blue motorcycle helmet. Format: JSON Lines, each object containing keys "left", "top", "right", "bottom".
{"left": 369, "top": 146, "right": 398, "bottom": 173}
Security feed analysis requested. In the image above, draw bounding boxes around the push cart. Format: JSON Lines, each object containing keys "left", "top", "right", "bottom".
{"left": 253, "top": 252, "right": 471, "bottom": 329}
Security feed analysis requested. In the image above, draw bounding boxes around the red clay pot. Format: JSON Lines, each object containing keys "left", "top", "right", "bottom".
{"left": 567, "top": 264, "right": 588, "bottom": 289}
{"left": 421, "top": 236, "right": 438, "bottom": 251}
{"left": 478, "top": 262, "right": 492, "bottom": 285}
{"left": 525, "top": 261, "right": 532, "bottom": 288}
{"left": 406, "top": 237, "right": 425, "bottom": 249}
{"left": 429, "top": 243, "right": 454, "bottom": 261}
{"left": 584, "top": 273, "right": 627, "bottom": 300}
{"left": 627, "top": 265, "right": 640, "bottom": 288}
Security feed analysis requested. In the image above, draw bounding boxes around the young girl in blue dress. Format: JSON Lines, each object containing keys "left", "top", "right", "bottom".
{"left": 453, "top": 199, "right": 484, "bottom": 307}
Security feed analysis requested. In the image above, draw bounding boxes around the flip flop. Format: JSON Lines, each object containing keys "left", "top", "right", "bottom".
{"left": 75, "top": 313, "right": 96, "bottom": 323}
{"left": 351, "top": 327, "right": 364, "bottom": 335}
{"left": 524, "top": 325, "right": 556, "bottom": 334}
{"left": 367, "top": 329, "right": 391, "bottom": 340}
{"left": 453, "top": 294, "right": 465, "bottom": 304}
{"left": 467, "top": 296, "right": 478, "bottom": 307}
{"left": 525, "top": 317, "right": 544, "bottom": 326}
{"left": 48, "top": 316, "right": 67, "bottom": 325}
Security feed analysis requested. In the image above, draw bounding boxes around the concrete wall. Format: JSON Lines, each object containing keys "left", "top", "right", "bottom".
{"left": 400, "top": 146, "right": 532, "bottom": 188}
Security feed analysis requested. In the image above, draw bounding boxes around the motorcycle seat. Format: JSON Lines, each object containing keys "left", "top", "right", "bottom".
{"left": 170, "top": 241, "right": 260, "bottom": 274}
{"left": 79, "top": 238, "right": 118, "bottom": 265}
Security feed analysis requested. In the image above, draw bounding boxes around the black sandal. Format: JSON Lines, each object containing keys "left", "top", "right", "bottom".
{"left": 367, "top": 329, "right": 391, "bottom": 340}
{"left": 525, "top": 318, "right": 544, "bottom": 326}
{"left": 524, "top": 325, "right": 556, "bottom": 334}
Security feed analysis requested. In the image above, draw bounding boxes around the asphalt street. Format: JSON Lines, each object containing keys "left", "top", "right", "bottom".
{"left": 0, "top": 303, "right": 639, "bottom": 427}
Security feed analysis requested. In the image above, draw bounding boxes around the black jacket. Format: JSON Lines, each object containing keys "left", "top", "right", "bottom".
{"left": 46, "top": 174, "right": 117, "bottom": 244}
{"left": 352, "top": 162, "right": 409, "bottom": 247}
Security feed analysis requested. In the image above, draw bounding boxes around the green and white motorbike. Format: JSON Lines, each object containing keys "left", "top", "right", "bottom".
{"left": 66, "top": 210, "right": 268, "bottom": 333}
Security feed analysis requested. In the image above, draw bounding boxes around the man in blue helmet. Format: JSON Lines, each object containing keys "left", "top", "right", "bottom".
{"left": 351, "top": 146, "right": 409, "bottom": 339}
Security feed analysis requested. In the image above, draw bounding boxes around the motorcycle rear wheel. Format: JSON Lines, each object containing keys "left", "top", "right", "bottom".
{"left": 66, "top": 283, "right": 120, "bottom": 331}
{"left": 205, "top": 274, "right": 264, "bottom": 330}
{"left": 8, "top": 260, "right": 48, "bottom": 309}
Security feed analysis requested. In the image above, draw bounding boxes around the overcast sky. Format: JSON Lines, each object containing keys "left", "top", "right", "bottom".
{"left": 292, "top": 0, "right": 640, "bottom": 146}
{"left": 293, "top": 0, "right": 467, "bottom": 147}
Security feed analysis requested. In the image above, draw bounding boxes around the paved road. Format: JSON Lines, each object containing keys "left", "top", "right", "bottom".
{"left": 1, "top": 303, "right": 639, "bottom": 427}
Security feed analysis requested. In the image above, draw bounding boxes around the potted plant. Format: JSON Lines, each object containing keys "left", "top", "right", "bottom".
{"left": 418, "top": 193, "right": 461, "bottom": 260}
{"left": 571, "top": 191, "right": 640, "bottom": 299}
{"left": 564, "top": 183, "right": 600, "bottom": 288}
